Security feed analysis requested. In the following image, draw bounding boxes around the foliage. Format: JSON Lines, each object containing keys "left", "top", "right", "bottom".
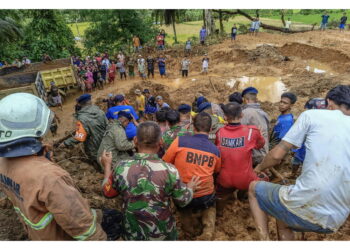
{"left": 84, "top": 10, "right": 158, "bottom": 55}
{"left": 237, "top": 23, "right": 250, "bottom": 34}
{"left": 23, "top": 10, "right": 79, "bottom": 61}
{"left": 0, "top": 10, "right": 79, "bottom": 62}
{"left": 0, "top": 17, "right": 23, "bottom": 43}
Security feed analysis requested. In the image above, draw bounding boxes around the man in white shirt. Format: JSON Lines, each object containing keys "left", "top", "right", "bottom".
{"left": 248, "top": 85, "right": 350, "bottom": 240}
{"left": 285, "top": 18, "right": 292, "bottom": 32}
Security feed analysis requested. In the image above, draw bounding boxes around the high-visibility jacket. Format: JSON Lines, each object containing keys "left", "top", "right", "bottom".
{"left": 0, "top": 155, "right": 106, "bottom": 240}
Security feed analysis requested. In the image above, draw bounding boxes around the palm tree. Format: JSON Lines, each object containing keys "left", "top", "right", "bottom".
{"left": 0, "top": 17, "right": 22, "bottom": 43}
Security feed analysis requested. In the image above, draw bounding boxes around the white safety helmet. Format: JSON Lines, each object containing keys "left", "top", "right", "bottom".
{"left": 0, "top": 93, "right": 53, "bottom": 143}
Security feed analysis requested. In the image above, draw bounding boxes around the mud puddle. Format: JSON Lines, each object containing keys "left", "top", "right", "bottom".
{"left": 305, "top": 60, "right": 334, "bottom": 75}
{"left": 226, "top": 76, "right": 287, "bottom": 102}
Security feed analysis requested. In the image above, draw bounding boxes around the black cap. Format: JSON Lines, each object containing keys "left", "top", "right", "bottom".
{"left": 76, "top": 94, "right": 91, "bottom": 104}
{"left": 114, "top": 94, "right": 125, "bottom": 103}
{"left": 178, "top": 104, "right": 191, "bottom": 113}
{"left": 118, "top": 111, "right": 133, "bottom": 121}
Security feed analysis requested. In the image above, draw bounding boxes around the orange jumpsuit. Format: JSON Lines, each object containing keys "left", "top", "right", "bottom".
{"left": 0, "top": 155, "right": 106, "bottom": 240}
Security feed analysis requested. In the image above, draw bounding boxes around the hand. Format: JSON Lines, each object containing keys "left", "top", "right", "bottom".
{"left": 57, "top": 142, "right": 66, "bottom": 149}
{"left": 254, "top": 164, "right": 262, "bottom": 173}
{"left": 187, "top": 176, "right": 202, "bottom": 191}
{"left": 100, "top": 150, "right": 112, "bottom": 169}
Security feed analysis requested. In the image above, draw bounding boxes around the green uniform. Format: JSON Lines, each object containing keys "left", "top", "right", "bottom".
{"left": 97, "top": 120, "right": 134, "bottom": 170}
{"left": 64, "top": 105, "right": 108, "bottom": 163}
{"left": 107, "top": 153, "right": 193, "bottom": 240}
{"left": 162, "top": 124, "right": 193, "bottom": 150}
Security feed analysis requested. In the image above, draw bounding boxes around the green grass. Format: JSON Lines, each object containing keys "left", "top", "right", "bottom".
{"left": 68, "top": 22, "right": 91, "bottom": 37}
{"left": 268, "top": 11, "right": 350, "bottom": 25}
{"left": 160, "top": 16, "right": 290, "bottom": 44}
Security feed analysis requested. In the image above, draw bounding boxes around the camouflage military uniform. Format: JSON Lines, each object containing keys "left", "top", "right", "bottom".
{"left": 162, "top": 125, "right": 193, "bottom": 150}
{"left": 64, "top": 105, "right": 108, "bottom": 163}
{"left": 97, "top": 119, "right": 134, "bottom": 170}
{"left": 102, "top": 153, "right": 193, "bottom": 240}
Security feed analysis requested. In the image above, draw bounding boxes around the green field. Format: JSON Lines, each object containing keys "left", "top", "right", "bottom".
{"left": 68, "top": 17, "right": 296, "bottom": 45}
{"left": 68, "top": 11, "right": 349, "bottom": 46}
{"left": 268, "top": 11, "right": 349, "bottom": 25}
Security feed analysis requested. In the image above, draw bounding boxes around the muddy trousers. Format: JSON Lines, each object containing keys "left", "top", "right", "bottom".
{"left": 216, "top": 193, "right": 232, "bottom": 217}
{"left": 178, "top": 206, "right": 216, "bottom": 240}
{"left": 177, "top": 193, "right": 216, "bottom": 240}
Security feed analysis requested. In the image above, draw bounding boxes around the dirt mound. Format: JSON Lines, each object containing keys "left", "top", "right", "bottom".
{"left": 54, "top": 145, "right": 122, "bottom": 210}
{"left": 246, "top": 44, "right": 289, "bottom": 63}
{"left": 279, "top": 43, "right": 350, "bottom": 73}
{"left": 283, "top": 74, "right": 342, "bottom": 98}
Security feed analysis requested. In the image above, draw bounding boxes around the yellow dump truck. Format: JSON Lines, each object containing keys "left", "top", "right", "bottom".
{"left": 0, "top": 58, "right": 78, "bottom": 104}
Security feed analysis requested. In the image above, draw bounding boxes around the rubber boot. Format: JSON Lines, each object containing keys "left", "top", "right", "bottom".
{"left": 196, "top": 206, "right": 216, "bottom": 241}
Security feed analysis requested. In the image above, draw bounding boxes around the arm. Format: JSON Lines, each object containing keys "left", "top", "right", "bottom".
{"left": 162, "top": 137, "right": 179, "bottom": 164}
{"left": 254, "top": 128, "right": 265, "bottom": 149}
{"left": 64, "top": 121, "right": 87, "bottom": 147}
{"left": 214, "top": 156, "right": 221, "bottom": 173}
{"left": 40, "top": 173, "right": 106, "bottom": 240}
{"left": 115, "top": 127, "right": 135, "bottom": 151}
{"left": 167, "top": 169, "right": 193, "bottom": 208}
{"left": 130, "top": 107, "right": 139, "bottom": 120}
{"left": 100, "top": 151, "right": 119, "bottom": 198}
{"left": 254, "top": 140, "right": 294, "bottom": 173}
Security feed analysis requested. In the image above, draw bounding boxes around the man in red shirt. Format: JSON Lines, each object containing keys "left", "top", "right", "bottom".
{"left": 163, "top": 112, "right": 221, "bottom": 240}
{"left": 215, "top": 102, "right": 267, "bottom": 216}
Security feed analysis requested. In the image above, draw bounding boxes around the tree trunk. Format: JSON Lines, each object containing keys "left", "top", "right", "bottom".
{"left": 172, "top": 14, "right": 177, "bottom": 43}
{"left": 203, "top": 9, "right": 206, "bottom": 28}
{"left": 219, "top": 10, "right": 224, "bottom": 34}
{"left": 213, "top": 9, "right": 317, "bottom": 34}
{"left": 205, "top": 9, "right": 216, "bottom": 36}
{"left": 280, "top": 10, "right": 286, "bottom": 27}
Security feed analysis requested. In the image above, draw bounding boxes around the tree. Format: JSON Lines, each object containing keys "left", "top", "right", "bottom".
{"left": 204, "top": 10, "right": 216, "bottom": 36}
{"left": 164, "top": 10, "right": 178, "bottom": 44}
{"left": 23, "top": 10, "right": 79, "bottom": 61}
{"left": 0, "top": 17, "right": 22, "bottom": 43}
{"left": 213, "top": 9, "right": 317, "bottom": 33}
{"left": 84, "top": 10, "right": 157, "bottom": 54}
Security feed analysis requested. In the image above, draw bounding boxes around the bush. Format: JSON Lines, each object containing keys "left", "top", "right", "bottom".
{"left": 237, "top": 23, "right": 250, "bottom": 34}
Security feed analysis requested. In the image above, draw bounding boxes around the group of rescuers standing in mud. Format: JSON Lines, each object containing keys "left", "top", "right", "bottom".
{"left": 1, "top": 83, "right": 350, "bottom": 241}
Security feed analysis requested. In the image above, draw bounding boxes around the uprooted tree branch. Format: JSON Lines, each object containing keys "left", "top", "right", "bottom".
{"left": 212, "top": 9, "right": 316, "bottom": 33}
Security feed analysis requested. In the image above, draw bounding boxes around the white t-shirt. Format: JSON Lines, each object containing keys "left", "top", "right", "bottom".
{"left": 285, "top": 20, "right": 292, "bottom": 29}
{"left": 202, "top": 59, "right": 209, "bottom": 68}
{"left": 280, "top": 109, "right": 350, "bottom": 231}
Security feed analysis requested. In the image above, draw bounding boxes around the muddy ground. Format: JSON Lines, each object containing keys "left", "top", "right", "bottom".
{"left": 1, "top": 30, "right": 350, "bottom": 241}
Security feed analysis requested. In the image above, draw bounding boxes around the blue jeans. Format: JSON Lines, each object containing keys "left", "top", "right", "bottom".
{"left": 255, "top": 181, "right": 333, "bottom": 233}
{"left": 320, "top": 23, "right": 327, "bottom": 29}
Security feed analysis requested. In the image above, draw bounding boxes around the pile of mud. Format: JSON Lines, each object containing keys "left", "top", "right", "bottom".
{"left": 54, "top": 146, "right": 122, "bottom": 210}
{"left": 246, "top": 44, "right": 289, "bottom": 63}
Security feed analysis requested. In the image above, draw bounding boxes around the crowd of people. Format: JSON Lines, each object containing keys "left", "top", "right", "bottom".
{"left": 1, "top": 82, "right": 350, "bottom": 241}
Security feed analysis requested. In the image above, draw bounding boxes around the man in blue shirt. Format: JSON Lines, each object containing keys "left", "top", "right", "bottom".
{"left": 321, "top": 12, "right": 330, "bottom": 31}
{"left": 106, "top": 94, "right": 139, "bottom": 140}
{"left": 270, "top": 92, "right": 297, "bottom": 149}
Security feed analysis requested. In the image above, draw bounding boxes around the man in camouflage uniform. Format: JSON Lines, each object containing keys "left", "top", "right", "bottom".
{"left": 101, "top": 122, "right": 200, "bottom": 240}
{"left": 61, "top": 94, "right": 108, "bottom": 170}
{"left": 162, "top": 109, "right": 193, "bottom": 151}
{"left": 197, "top": 102, "right": 225, "bottom": 144}
{"left": 97, "top": 111, "right": 135, "bottom": 172}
